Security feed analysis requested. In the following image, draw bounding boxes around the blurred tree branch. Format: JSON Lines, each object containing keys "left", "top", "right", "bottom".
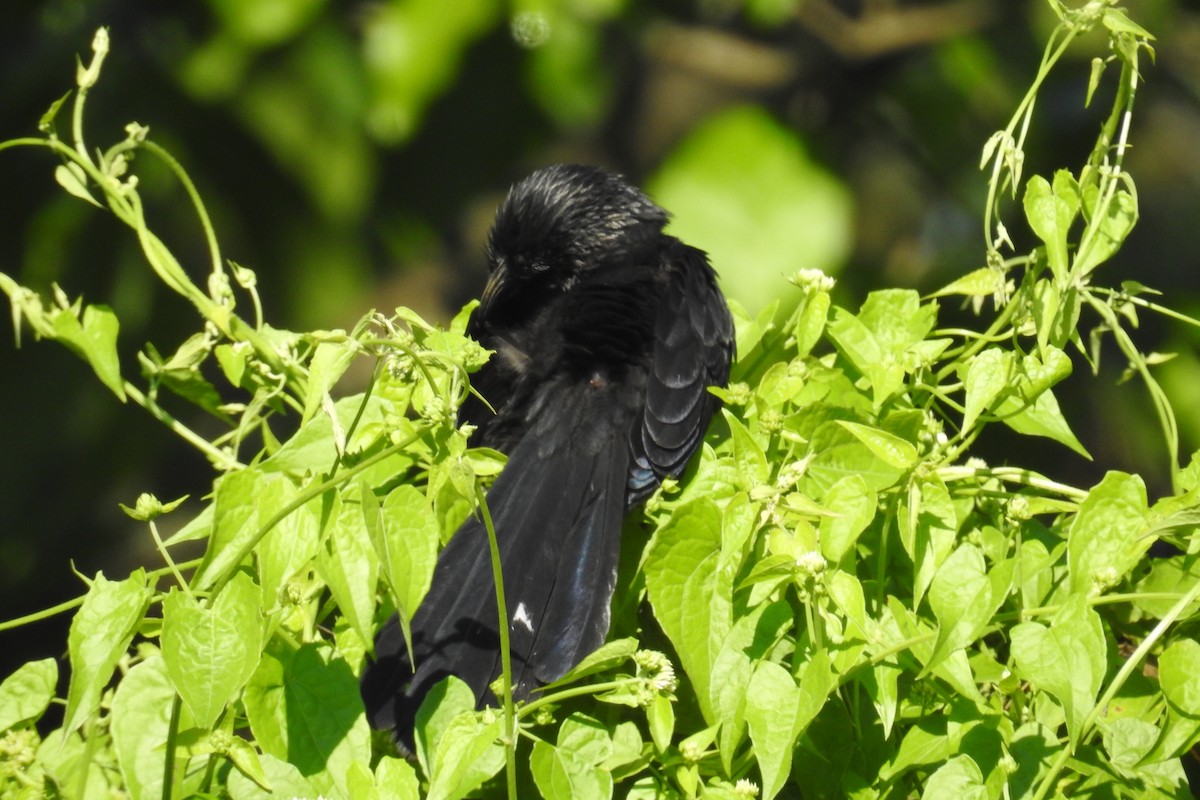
{"left": 797, "top": 0, "right": 999, "bottom": 59}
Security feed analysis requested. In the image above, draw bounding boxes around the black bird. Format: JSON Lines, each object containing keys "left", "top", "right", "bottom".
{"left": 360, "top": 164, "right": 733, "bottom": 744}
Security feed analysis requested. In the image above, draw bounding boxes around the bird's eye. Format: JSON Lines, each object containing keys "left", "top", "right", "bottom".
{"left": 513, "top": 252, "right": 550, "bottom": 274}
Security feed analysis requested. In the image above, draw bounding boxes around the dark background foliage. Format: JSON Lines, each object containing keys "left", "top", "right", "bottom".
{"left": 2, "top": 0, "right": 1198, "bottom": 682}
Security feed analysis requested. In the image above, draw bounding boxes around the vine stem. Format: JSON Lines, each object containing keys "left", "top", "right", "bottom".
{"left": 473, "top": 480, "right": 518, "bottom": 800}
{"left": 123, "top": 382, "right": 242, "bottom": 471}
{"left": 161, "top": 695, "right": 183, "bottom": 800}
{"left": 0, "top": 559, "right": 203, "bottom": 633}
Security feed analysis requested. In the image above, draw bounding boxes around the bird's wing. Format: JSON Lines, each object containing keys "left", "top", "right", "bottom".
{"left": 627, "top": 245, "right": 734, "bottom": 504}
{"left": 361, "top": 381, "right": 631, "bottom": 744}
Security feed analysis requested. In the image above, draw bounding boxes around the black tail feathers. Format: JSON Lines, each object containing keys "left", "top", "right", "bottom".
{"left": 360, "top": 418, "right": 628, "bottom": 746}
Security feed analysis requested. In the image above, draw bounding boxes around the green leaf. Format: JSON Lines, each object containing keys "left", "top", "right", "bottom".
{"left": 345, "top": 760, "right": 378, "bottom": 800}
{"left": 605, "top": 721, "right": 643, "bottom": 771}
{"left": 883, "top": 597, "right": 986, "bottom": 705}
{"left": 370, "top": 483, "right": 440, "bottom": 655}
{"left": 881, "top": 718, "right": 950, "bottom": 781}
{"left": 550, "top": 638, "right": 639, "bottom": 686}
{"left": 50, "top": 302, "right": 125, "bottom": 399}
{"left": 227, "top": 753, "right": 320, "bottom": 800}
{"left": 1010, "top": 595, "right": 1106, "bottom": 745}
{"left": 711, "top": 600, "right": 793, "bottom": 772}
{"left": 745, "top": 650, "right": 836, "bottom": 800}
{"left": 256, "top": 490, "right": 321, "bottom": 608}
{"left": 724, "top": 410, "right": 770, "bottom": 488}
{"left": 532, "top": 741, "right": 602, "bottom": 800}
{"left": 54, "top": 162, "right": 101, "bottom": 206}
{"left": 961, "top": 348, "right": 1012, "bottom": 433}
{"left": 111, "top": 655, "right": 178, "bottom": 800}
{"left": 242, "top": 641, "right": 369, "bottom": 800}
{"left": 859, "top": 289, "right": 937, "bottom": 353}
{"left": 928, "top": 545, "right": 1013, "bottom": 672}
{"left": 1101, "top": 8, "right": 1155, "bottom": 39}
{"left": 531, "top": 716, "right": 615, "bottom": 799}
{"left": 226, "top": 735, "right": 272, "bottom": 793}
{"left": 1143, "top": 704, "right": 1200, "bottom": 765}
{"left": 1133, "top": 555, "right": 1200, "bottom": 619}
{"left": 805, "top": 420, "right": 907, "bottom": 495}
{"left": 39, "top": 89, "right": 73, "bottom": 132}
{"left": 262, "top": 393, "right": 393, "bottom": 474}
{"left": 929, "top": 266, "right": 1006, "bottom": 299}
{"left": 1067, "top": 471, "right": 1151, "bottom": 596}
{"left": 0, "top": 658, "right": 57, "bottom": 732}
{"left": 864, "top": 660, "right": 902, "bottom": 739}
{"left": 1017, "top": 346, "right": 1073, "bottom": 399}
{"left": 818, "top": 474, "right": 876, "bottom": 563}
{"left": 922, "top": 754, "right": 987, "bottom": 800}
{"left": 376, "top": 756, "right": 422, "bottom": 800}
{"left": 647, "top": 693, "right": 674, "bottom": 753}
{"left": 792, "top": 287, "right": 830, "bottom": 357}
{"left": 413, "top": 676, "right": 477, "bottom": 778}
{"left": 643, "top": 498, "right": 728, "bottom": 719}
{"left": 194, "top": 468, "right": 292, "bottom": 591}
{"left": 826, "top": 307, "right": 902, "bottom": 408}
{"left": 162, "top": 571, "right": 263, "bottom": 730}
{"left": 559, "top": 712, "right": 615, "bottom": 766}
{"left": 1031, "top": 279, "right": 1081, "bottom": 351}
{"left": 425, "top": 711, "right": 505, "bottom": 800}
{"left": 63, "top": 569, "right": 153, "bottom": 735}
{"left": 998, "top": 385, "right": 1090, "bottom": 458}
{"left": 1159, "top": 639, "right": 1200, "bottom": 717}
{"left": 315, "top": 483, "right": 379, "bottom": 649}
{"left": 900, "top": 476, "right": 959, "bottom": 608}
{"left": 1075, "top": 182, "right": 1138, "bottom": 277}
{"left": 745, "top": 660, "right": 800, "bottom": 800}
{"left": 835, "top": 420, "right": 918, "bottom": 470}
{"left": 1023, "top": 173, "right": 1077, "bottom": 282}
{"left": 302, "top": 339, "right": 360, "bottom": 423}
{"left": 648, "top": 105, "right": 851, "bottom": 313}
{"left": 1006, "top": 722, "right": 1057, "bottom": 799}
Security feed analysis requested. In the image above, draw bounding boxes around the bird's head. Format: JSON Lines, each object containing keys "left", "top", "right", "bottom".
{"left": 480, "top": 165, "right": 668, "bottom": 312}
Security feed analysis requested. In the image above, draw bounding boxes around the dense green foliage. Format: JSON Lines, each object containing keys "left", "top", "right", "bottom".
{"left": 3, "top": 3, "right": 1200, "bottom": 798}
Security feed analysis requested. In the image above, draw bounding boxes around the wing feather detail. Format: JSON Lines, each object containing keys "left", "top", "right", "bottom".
{"left": 627, "top": 244, "right": 733, "bottom": 504}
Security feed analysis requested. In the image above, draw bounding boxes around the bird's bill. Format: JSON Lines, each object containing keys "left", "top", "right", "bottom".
{"left": 480, "top": 259, "right": 509, "bottom": 315}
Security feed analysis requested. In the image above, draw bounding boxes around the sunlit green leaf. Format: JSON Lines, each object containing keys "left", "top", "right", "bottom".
{"left": 922, "top": 754, "right": 986, "bottom": 800}
{"left": 316, "top": 483, "right": 380, "bottom": 650}
{"left": 929, "top": 266, "right": 1006, "bottom": 299}
{"left": 0, "top": 658, "right": 57, "bottom": 733}
{"left": 111, "top": 655, "right": 179, "bottom": 800}
{"left": 836, "top": 421, "right": 918, "bottom": 470}
{"left": 1010, "top": 595, "right": 1106, "bottom": 746}
{"left": 962, "top": 348, "right": 1012, "bottom": 433}
{"left": 1159, "top": 638, "right": 1200, "bottom": 717}
{"left": 194, "top": 468, "right": 293, "bottom": 591}
{"left": 162, "top": 571, "right": 263, "bottom": 730}
{"left": 51, "top": 303, "right": 124, "bottom": 399}
{"left": 1075, "top": 182, "right": 1137, "bottom": 277}
{"left": 242, "top": 642, "right": 368, "bottom": 800}
{"left": 818, "top": 474, "right": 876, "bottom": 563}
{"left": 1067, "top": 471, "right": 1150, "bottom": 595}
{"left": 1022, "top": 172, "right": 1078, "bottom": 282}
{"left": 643, "top": 498, "right": 727, "bottom": 719}
{"left": 64, "top": 569, "right": 153, "bottom": 736}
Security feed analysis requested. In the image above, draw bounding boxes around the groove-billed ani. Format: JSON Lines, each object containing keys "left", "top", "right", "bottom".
{"left": 360, "top": 164, "right": 734, "bottom": 745}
